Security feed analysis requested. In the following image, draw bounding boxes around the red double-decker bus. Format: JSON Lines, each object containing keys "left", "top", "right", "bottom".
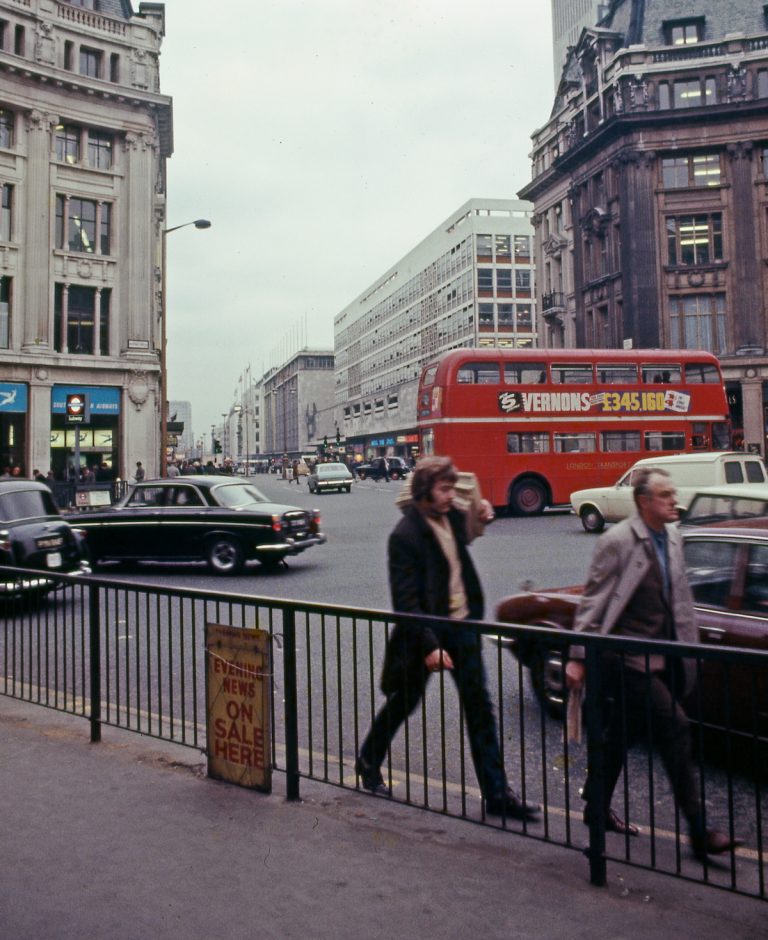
{"left": 417, "top": 348, "right": 730, "bottom": 514}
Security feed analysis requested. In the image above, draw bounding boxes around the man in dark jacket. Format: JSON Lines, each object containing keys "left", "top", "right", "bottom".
{"left": 355, "top": 456, "right": 539, "bottom": 821}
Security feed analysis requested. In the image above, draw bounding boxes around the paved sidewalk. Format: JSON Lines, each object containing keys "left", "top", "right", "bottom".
{"left": 1, "top": 697, "right": 765, "bottom": 940}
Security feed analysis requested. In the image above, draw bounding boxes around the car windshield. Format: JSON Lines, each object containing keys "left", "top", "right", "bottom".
{"left": 0, "top": 488, "right": 57, "bottom": 521}
{"left": 212, "top": 483, "right": 269, "bottom": 508}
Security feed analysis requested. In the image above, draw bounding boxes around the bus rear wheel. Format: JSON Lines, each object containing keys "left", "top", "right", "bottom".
{"left": 509, "top": 478, "right": 547, "bottom": 516}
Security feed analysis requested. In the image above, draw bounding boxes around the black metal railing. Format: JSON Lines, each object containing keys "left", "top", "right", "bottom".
{"left": 0, "top": 567, "right": 765, "bottom": 900}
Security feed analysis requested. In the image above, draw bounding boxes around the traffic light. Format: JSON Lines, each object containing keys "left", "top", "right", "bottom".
{"left": 335, "top": 428, "right": 341, "bottom": 445}
{"left": 214, "top": 438, "right": 222, "bottom": 454}
{"left": 322, "top": 435, "right": 328, "bottom": 450}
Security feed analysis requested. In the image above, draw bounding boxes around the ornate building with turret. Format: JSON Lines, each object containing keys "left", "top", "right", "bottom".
{"left": 522, "top": 0, "right": 768, "bottom": 452}
{"left": 0, "top": 0, "right": 171, "bottom": 479}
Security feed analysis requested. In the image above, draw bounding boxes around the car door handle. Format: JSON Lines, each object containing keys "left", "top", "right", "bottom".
{"left": 700, "top": 626, "right": 726, "bottom": 642}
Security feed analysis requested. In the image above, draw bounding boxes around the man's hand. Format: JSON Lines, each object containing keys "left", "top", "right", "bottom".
{"left": 479, "top": 499, "right": 495, "bottom": 524}
{"left": 565, "top": 660, "right": 585, "bottom": 690}
{"left": 425, "top": 648, "right": 454, "bottom": 673}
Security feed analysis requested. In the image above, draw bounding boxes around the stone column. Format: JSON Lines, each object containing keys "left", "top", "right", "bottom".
{"left": 121, "top": 131, "right": 156, "bottom": 350}
{"left": 742, "top": 376, "right": 765, "bottom": 456}
{"left": 22, "top": 110, "right": 58, "bottom": 350}
{"left": 28, "top": 378, "right": 52, "bottom": 476}
{"left": 726, "top": 142, "right": 761, "bottom": 351}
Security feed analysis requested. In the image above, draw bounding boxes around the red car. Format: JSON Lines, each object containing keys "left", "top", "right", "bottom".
{"left": 496, "top": 517, "right": 768, "bottom": 744}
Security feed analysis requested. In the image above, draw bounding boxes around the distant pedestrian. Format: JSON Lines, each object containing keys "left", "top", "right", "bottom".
{"left": 292, "top": 459, "right": 300, "bottom": 484}
{"left": 134, "top": 461, "right": 145, "bottom": 482}
{"left": 167, "top": 462, "right": 180, "bottom": 478}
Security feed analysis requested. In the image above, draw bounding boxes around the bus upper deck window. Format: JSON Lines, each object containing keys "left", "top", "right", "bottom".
{"left": 642, "top": 364, "right": 682, "bottom": 383}
{"left": 551, "top": 364, "right": 593, "bottom": 384}
{"left": 596, "top": 364, "right": 638, "bottom": 384}
{"left": 457, "top": 363, "right": 500, "bottom": 384}
{"left": 685, "top": 362, "right": 720, "bottom": 384}
{"left": 504, "top": 363, "right": 546, "bottom": 384}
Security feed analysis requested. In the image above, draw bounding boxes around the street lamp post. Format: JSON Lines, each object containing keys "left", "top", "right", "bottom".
{"left": 160, "top": 218, "right": 211, "bottom": 478}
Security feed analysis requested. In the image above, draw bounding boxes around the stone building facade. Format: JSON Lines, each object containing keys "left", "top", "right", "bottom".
{"left": 0, "top": 0, "right": 171, "bottom": 479}
{"left": 521, "top": 0, "right": 768, "bottom": 453}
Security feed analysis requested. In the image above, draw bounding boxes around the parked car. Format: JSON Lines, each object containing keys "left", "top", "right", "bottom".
{"left": 356, "top": 457, "right": 411, "bottom": 481}
{"left": 570, "top": 452, "right": 768, "bottom": 533}
{"left": 65, "top": 477, "right": 325, "bottom": 574}
{"left": 496, "top": 517, "right": 768, "bottom": 743}
{"left": 308, "top": 462, "right": 353, "bottom": 494}
{"left": 0, "top": 480, "right": 90, "bottom": 594}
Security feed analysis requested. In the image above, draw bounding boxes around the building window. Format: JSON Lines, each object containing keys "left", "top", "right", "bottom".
{"left": 665, "top": 19, "right": 704, "bottom": 45}
{"left": 515, "top": 270, "right": 531, "bottom": 291}
{"left": 514, "top": 235, "right": 531, "bottom": 259}
{"left": 0, "top": 275, "right": 10, "bottom": 348}
{"left": 88, "top": 131, "right": 113, "bottom": 170}
{"left": 55, "top": 125, "right": 80, "bottom": 164}
{"left": 478, "top": 303, "right": 494, "bottom": 330}
{"left": 495, "top": 234, "right": 511, "bottom": 262}
{"left": 54, "top": 284, "right": 110, "bottom": 355}
{"left": 673, "top": 77, "right": 717, "bottom": 108}
{"left": 517, "top": 304, "right": 532, "bottom": 330}
{"left": 662, "top": 153, "right": 721, "bottom": 188}
{"left": 666, "top": 214, "right": 722, "bottom": 266}
{"left": 55, "top": 196, "right": 112, "bottom": 255}
{"left": 669, "top": 294, "right": 726, "bottom": 354}
{"left": 14, "top": 24, "right": 24, "bottom": 56}
{"left": 476, "top": 234, "right": 492, "bottom": 260}
{"left": 497, "top": 303, "right": 514, "bottom": 330}
{"left": 0, "top": 183, "right": 11, "bottom": 241}
{"left": 477, "top": 268, "right": 493, "bottom": 293}
{"left": 496, "top": 269, "right": 512, "bottom": 294}
{"left": 80, "top": 46, "right": 102, "bottom": 79}
{"left": 0, "top": 109, "right": 13, "bottom": 148}
{"left": 109, "top": 53, "right": 120, "bottom": 83}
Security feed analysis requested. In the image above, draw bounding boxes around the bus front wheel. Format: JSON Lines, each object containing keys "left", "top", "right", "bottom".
{"left": 509, "top": 478, "right": 547, "bottom": 516}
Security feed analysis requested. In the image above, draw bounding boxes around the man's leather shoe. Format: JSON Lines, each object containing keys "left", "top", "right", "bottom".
{"left": 354, "top": 758, "right": 391, "bottom": 797}
{"left": 484, "top": 788, "right": 540, "bottom": 820}
{"left": 690, "top": 828, "right": 743, "bottom": 861}
{"left": 583, "top": 806, "right": 639, "bottom": 837}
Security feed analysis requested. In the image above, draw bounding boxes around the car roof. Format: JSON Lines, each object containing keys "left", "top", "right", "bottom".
{"left": 0, "top": 479, "right": 51, "bottom": 493}
{"left": 687, "top": 483, "right": 768, "bottom": 499}
{"left": 632, "top": 451, "right": 757, "bottom": 468}
{"left": 136, "top": 477, "right": 250, "bottom": 489}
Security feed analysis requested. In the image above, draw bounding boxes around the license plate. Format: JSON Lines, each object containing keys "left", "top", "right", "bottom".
{"left": 46, "top": 552, "right": 63, "bottom": 568}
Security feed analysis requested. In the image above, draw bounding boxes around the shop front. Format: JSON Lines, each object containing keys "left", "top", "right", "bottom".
{"left": 51, "top": 385, "right": 120, "bottom": 481}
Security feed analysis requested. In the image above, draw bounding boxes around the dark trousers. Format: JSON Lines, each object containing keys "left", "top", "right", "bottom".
{"left": 358, "top": 628, "right": 506, "bottom": 797}
{"left": 583, "top": 656, "right": 700, "bottom": 823}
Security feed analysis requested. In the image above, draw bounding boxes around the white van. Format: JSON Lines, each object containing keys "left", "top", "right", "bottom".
{"left": 570, "top": 451, "right": 768, "bottom": 532}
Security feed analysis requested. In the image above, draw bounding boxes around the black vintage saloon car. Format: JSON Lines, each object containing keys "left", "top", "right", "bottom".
{"left": 67, "top": 477, "right": 325, "bottom": 574}
{"left": 0, "top": 480, "right": 90, "bottom": 593}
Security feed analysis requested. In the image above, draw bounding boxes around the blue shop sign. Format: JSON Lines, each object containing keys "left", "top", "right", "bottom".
{"left": 370, "top": 437, "right": 396, "bottom": 447}
{"left": 52, "top": 385, "right": 120, "bottom": 415}
{"left": 0, "top": 383, "right": 28, "bottom": 413}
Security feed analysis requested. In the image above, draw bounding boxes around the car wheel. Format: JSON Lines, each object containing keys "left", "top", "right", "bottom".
{"left": 357, "top": 470, "right": 367, "bottom": 480}
{"left": 529, "top": 645, "right": 567, "bottom": 719}
{"left": 509, "top": 478, "right": 547, "bottom": 516}
{"left": 580, "top": 505, "right": 605, "bottom": 534}
{"left": 205, "top": 536, "right": 244, "bottom": 575}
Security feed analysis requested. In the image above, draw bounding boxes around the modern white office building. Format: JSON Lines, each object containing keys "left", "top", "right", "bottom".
{"left": 334, "top": 198, "right": 535, "bottom": 459}
{"left": 0, "top": 0, "right": 171, "bottom": 480}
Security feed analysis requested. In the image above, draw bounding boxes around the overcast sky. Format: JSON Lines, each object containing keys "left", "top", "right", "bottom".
{"left": 158, "top": 0, "right": 555, "bottom": 439}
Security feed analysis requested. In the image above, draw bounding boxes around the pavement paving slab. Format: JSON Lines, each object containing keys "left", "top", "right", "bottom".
{"left": 1, "top": 697, "right": 766, "bottom": 940}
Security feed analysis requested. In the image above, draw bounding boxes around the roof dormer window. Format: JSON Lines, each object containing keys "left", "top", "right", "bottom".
{"left": 664, "top": 17, "right": 705, "bottom": 46}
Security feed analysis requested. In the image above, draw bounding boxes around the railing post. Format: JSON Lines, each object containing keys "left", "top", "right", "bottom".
{"left": 583, "top": 640, "right": 606, "bottom": 886}
{"left": 282, "top": 607, "right": 300, "bottom": 801}
{"left": 88, "top": 582, "right": 101, "bottom": 743}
